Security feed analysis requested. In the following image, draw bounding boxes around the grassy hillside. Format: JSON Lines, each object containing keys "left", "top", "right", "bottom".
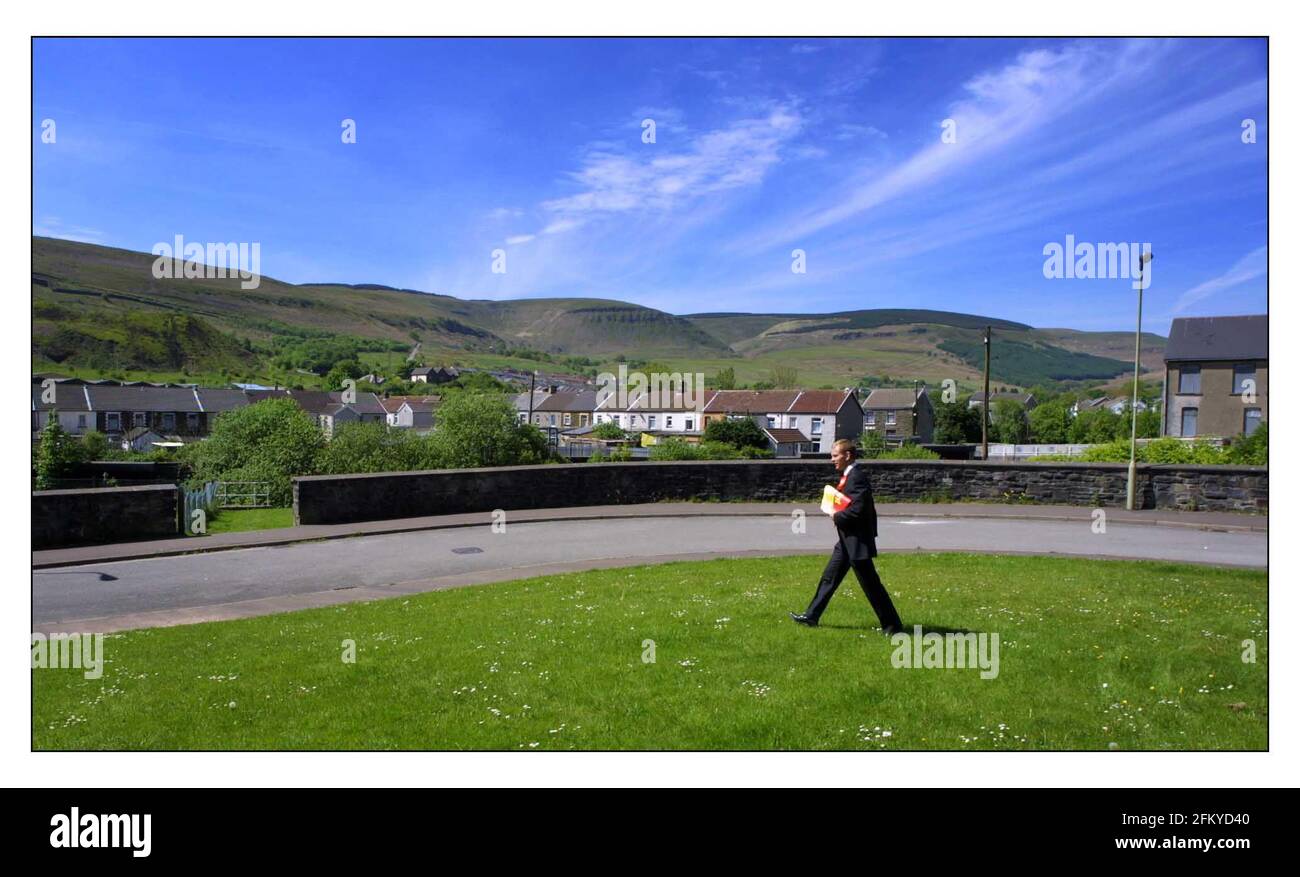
{"left": 32, "top": 237, "right": 1166, "bottom": 390}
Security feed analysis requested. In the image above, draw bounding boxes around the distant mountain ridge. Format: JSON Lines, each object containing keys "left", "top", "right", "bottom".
{"left": 32, "top": 236, "right": 1166, "bottom": 387}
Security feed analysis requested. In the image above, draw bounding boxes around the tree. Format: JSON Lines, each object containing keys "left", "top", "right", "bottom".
{"left": 933, "top": 398, "right": 982, "bottom": 443}
{"left": 425, "top": 393, "right": 550, "bottom": 469}
{"left": 703, "top": 417, "right": 768, "bottom": 450}
{"left": 714, "top": 367, "right": 737, "bottom": 390}
{"left": 1028, "top": 399, "right": 1072, "bottom": 443}
{"left": 771, "top": 366, "right": 799, "bottom": 389}
{"left": 1069, "top": 407, "right": 1122, "bottom": 444}
{"left": 35, "top": 415, "right": 84, "bottom": 489}
{"left": 81, "top": 430, "right": 110, "bottom": 461}
{"left": 591, "top": 421, "right": 627, "bottom": 440}
{"left": 182, "top": 397, "right": 324, "bottom": 506}
{"left": 991, "top": 400, "right": 1029, "bottom": 444}
{"left": 317, "top": 421, "right": 431, "bottom": 474}
{"left": 859, "top": 430, "right": 887, "bottom": 458}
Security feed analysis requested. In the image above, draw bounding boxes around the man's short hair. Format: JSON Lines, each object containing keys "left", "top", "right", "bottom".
{"left": 832, "top": 438, "right": 858, "bottom": 457}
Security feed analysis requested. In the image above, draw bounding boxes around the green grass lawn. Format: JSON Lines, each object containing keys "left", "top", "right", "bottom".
{"left": 32, "top": 554, "right": 1267, "bottom": 750}
{"left": 204, "top": 508, "right": 295, "bottom": 534}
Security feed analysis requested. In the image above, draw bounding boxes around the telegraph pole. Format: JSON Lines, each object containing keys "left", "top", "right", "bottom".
{"left": 982, "top": 326, "right": 991, "bottom": 461}
{"left": 1126, "top": 251, "right": 1153, "bottom": 510}
{"left": 527, "top": 370, "right": 537, "bottom": 427}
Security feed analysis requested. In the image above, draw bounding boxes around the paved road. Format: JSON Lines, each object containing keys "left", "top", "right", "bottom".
{"left": 32, "top": 511, "right": 1266, "bottom": 633}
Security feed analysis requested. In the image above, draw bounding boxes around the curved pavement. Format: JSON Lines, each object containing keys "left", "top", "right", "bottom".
{"left": 32, "top": 504, "right": 1267, "bottom": 634}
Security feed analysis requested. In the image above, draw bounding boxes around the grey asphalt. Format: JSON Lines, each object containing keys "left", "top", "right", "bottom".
{"left": 31, "top": 503, "right": 1267, "bottom": 634}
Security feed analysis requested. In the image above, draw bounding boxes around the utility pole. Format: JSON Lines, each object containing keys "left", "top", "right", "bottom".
{"left": 527, "top": 370, "right": 537, "bottom": 427}
{"left": 1126, "top": 251, "right": 1153, "bottom": 510}
{"left": 982, "top": 326, "right": 991, "bottom": 461}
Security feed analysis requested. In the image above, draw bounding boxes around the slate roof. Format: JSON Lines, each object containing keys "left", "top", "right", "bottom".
{"left": 1164, "top": 315, "right": 1268, "bottom": 362}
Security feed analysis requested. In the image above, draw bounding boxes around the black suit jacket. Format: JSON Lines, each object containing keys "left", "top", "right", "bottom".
{"left": 831, "top": 464, "right": 878, "bottom": 559}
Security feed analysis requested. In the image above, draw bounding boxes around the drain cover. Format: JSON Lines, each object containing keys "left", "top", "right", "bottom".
{"left": 451, "top": 547, "right": 484, "bottom": 555}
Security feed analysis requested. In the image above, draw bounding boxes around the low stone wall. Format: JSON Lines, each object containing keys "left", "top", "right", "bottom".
{"left": 293, "top": 459, "right": 1268, "bottom": 525}
{"left": 32, "top": 485, "right": 179, "bottom": 549}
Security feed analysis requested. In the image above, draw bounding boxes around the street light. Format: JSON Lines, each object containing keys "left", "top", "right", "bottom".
{"left": 1125, "top": 249, "right": 1153, "bottom": 511}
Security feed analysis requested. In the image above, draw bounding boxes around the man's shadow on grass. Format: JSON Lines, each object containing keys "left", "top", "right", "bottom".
{"left": 815, "top": 622, "right": 983, "bottom": 636}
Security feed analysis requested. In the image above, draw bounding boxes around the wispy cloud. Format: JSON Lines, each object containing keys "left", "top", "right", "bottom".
{"left": 32, "top": 217, "right": 106, "bottom": 245}
{"left": 1172, "top": 247, "right": 1267, "bottom": 314}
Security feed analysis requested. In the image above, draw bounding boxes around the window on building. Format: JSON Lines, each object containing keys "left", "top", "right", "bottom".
{"left": 563, "top": 413, "right": 572, "bottom": 426}
{"left": 865, "top": 411, "right": 876, "bottom": 425}
{"left": 549, "top": 414, "right": 557, "bottom": 426}
{"left": 187, "top": 413, "right": 199, "bottom": 432}
{"left": 579, "top": 414, "right": 589, "bottom": 426}
{"left": 1181, "top": 407, "right": 1198, "bottom": 437}
{"left": 1178, "top": 365, "right": 1201, "bottom": 394}
{"left": 133, "top": 412, "right": 147, "bottom": 427}
{"left": 666, "top": 416, "right": 674, "bottom": 429}
{"left": 685, "top": 417, "right": 695, "bottom": 431}
{"left": 77, "top": 414, "right": 87, "bottom": 429}
{"left": 811, "top": 417, "right": 823, "bottom": 435}
{"left": 886, "top": 411, "right": 897, "bottom": 425}
{"left": 162, "top": 413, "right": 175, "bottom": 431}
{"left": 1233, "top": 364, "right": 1256, "bottom": 395}
{"left": 766, "top": 416, "right": 776, "bottom": 428}
{"left": 106, "top": 413, "right": 120, "bottom": 431}
{"left": 648, "top": 415, "right": 657, "bottom": 429}
{"left": 1244, "top": 408, "right": 1262, "bottom": 435}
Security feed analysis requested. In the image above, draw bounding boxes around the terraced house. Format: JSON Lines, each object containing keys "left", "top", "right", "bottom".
{"left": 861, "top": 387, "right": 935, "bottom": 443}
{"left": 1162, "top": 314, "right": 1267, "bottom": 439}
{"left": 31, "top": 378, "right": 249, "bottom": 441}
{"left": 702, "top": 389, "right": 864, "bottom": 455}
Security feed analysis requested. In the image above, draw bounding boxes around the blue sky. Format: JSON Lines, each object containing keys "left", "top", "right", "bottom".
{"left": 34, "top": 37, "right": 1266, "bottom": 332}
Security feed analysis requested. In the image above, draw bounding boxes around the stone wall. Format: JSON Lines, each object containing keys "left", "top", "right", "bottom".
{"left": 32, "top": 485, "right": 179, "bottom": 549}
{"left": 293, "top": 459, "right": 1267, "bottom": 525}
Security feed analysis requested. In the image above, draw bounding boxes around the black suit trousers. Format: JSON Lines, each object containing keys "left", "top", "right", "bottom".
{"left": 806, "top": 539, "right": 902, "bottom": 630}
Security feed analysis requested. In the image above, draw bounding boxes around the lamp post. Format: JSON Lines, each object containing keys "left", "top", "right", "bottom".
{"left": 1125, "top": 250, "right": 1153, "bottom": 511}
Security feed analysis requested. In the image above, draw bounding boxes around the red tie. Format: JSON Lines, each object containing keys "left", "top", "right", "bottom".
{"left": 837, "top": 471, "right": 849, "bottom": 491}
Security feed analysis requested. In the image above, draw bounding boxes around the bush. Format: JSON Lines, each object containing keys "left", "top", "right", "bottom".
{"left": 35, "top": 417, "right": 85, "bottom": 489}
{"left": 182, "top": 398, "right": 324, "bottom": 506}
{"left": 1225, "top": 423, "right": 1267, "bottom": 466}
{"left": 879, "top": 444, "right": 941, "bottom": 460}
{"left": 859, "top": 431, "right": 887, "bottom": 459}
{"left": 424, "top": 393, "right": 550, "bottom": 469}
{"left": 703, "top": 417, "right": 768, "bottom": 451}
{"left": 591, "top": 421, "right": 627, "bottom": 440}
{"left": 317, "top": 421, "right": 433, "bottom": 474}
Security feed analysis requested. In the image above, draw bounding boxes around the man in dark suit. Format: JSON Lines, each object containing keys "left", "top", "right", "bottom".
{"left": 791, "top": 438, "right": 903, "bottom": 634}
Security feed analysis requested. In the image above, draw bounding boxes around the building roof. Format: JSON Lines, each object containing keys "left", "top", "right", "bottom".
{"left": 1164, "top": 314, "right": 1268, "bottom": 362}
{"left": 787, "top": 389, "right": 858, "bottom": 414}
{"left": 196, "top": 388, "right": 251, "bottom": 412}
{"left": 410, "top": 366, "right": 435, "bottom": 376}
{"left": 703, "top": 390, "right": 798, "bottom": 414}
{"left": 764, "top": 428, "right": 811, "bottom": 444}
{"left": 703, "top": 389, "right": 855, "bottom": 415}
{"left": 379, "top": 394, "right": 441, "bottom": 414}
{"left": 535, "top": 389, "right": 598, "bottom": 412}
{"left": 85, "top": 384, "right": 205, "bottom": 413}
{"left": 600, "top": 389, "right": 713, "bottom": 413}
{"left": 32, "top": 381, "right": 92, "bottom": 411}
{"left": 121, "top": 426, "right": 165, "bottom": 442}
{"left": 863, "top": 388, "right": 927, "bottom": 410}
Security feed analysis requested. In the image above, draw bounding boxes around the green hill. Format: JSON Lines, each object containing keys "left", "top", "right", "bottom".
{"left": 32, "top": 236, "right": 1165, "bottom": 390}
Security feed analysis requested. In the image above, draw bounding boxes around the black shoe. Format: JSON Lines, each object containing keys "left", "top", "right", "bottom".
{"left": 790, "top": 612, "right": 818, "bottom": 627}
